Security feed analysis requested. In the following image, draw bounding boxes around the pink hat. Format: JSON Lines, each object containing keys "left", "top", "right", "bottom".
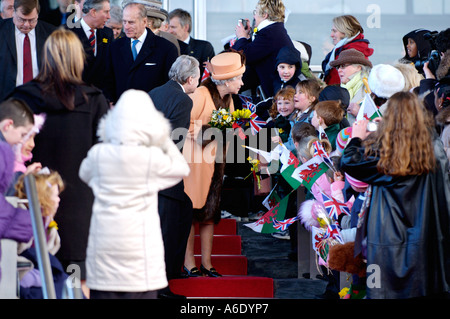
{"left": 209, "top": 52, "right": 246, "bottom": 81}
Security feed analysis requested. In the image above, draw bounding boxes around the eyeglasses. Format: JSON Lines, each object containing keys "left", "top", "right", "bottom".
{"left": 336, "top": 64, "right": 351, "bottom": 70}
{"left": 253, "top": 9, "right": 259, "bottom": 16}
{"left": 15, "top": 15, "right": 38, "bottom": 25}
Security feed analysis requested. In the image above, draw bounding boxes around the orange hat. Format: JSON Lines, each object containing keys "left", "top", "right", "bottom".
{"left": 209, "top": 52, "right": 246, "bottom": 81}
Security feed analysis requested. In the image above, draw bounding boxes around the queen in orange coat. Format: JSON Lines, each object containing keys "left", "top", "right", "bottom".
{"left": 182, "top": 51, "right": 246, "bottom": 277}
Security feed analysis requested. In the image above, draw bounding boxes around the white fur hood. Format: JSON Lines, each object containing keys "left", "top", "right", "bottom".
{"left": 97, "top": 89, "right": 171, "bottom": 147}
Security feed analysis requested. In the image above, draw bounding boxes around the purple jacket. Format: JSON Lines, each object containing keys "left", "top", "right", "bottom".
{"left": 0, "top": 141, "right": 33, "bottom": 280}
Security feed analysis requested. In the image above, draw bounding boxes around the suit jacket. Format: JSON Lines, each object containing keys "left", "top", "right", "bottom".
{"left": 0, "top": 18, "right": 56, "bottom": 101}
{"left": 149, "top": 79, "right": 193, "bottom": 201}
{"left": 180, "top": 37, "right": 215, "bottom": 78}
{"left": 67, "top": 24, "right": 114, "bottom": 91}
{"left": 233, "top": 22, "right": 293, "bottom": 98}
{"left": 105, "top": 28, "right": 178, "bottom": 103}
{"left": 40, "top": 7, "right": 73, "bottom": 26}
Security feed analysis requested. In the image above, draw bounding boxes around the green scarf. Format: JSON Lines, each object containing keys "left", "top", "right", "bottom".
{"left": 342, "top": 71, "right": 364, "bottom": 100}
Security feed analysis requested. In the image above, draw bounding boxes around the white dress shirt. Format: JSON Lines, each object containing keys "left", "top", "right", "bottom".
{"left": 15, "top": 27, "right": 39, "bottom": 86}
{"left": 131, "top": 28, "right": 147, "bottom": 57}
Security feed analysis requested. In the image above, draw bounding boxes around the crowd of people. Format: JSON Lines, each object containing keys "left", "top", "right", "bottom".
{"left": 0, "top": 0, "right": 449, "bottom": 300}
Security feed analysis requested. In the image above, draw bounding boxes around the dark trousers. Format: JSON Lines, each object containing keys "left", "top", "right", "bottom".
{"left": 90, "top": 290, "right": 157, "bottom": 299}
{"left": 158, "top": 193, "right": 193, "bottom": 281}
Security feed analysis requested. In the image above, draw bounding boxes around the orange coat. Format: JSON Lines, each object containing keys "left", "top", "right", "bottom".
{"left": 183, "top": 86, "right": 234, "bottom": 209}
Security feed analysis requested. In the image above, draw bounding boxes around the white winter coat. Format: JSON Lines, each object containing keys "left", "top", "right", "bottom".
{"left": 79, "top": 90, "right": 190, "bottom": 292}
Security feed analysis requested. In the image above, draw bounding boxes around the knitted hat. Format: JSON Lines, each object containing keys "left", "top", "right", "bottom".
{"left": 330, "top": 48, "right": 373, "bottom": 68}
{"left": 209, "top": 52, "right": 246, "bottom": 81}
{"left": 319, "top": 85, "right": 351, "bottom": 108}
{"left": 368, "top": 64, "right": 406, "bottom": 99}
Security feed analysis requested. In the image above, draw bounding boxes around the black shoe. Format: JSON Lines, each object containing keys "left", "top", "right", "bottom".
{"left": 200, "top": 264, "right": 222, "bottom": 277}
{"left": 158, "top": 291, "right": 186, "bottom": 299}
{"left": 315, "top": 290, "right": 340, "bottom": 300}
{"left": 183, "top": 266, "right": 201, "bottom": 277}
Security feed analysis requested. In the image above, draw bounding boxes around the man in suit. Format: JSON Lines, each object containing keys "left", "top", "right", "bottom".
{"left": 0, "top": 0, "right": 14, "bottom": 19}
{"left": 168, "top": 8, "right": 214, "bottom": 78}
{"left": 39, "top": 0, "right": 72, "bottom": 26}
{"left": 105, "top": 2, "right": 178, "bottom": 103}
{"left": 0, "top": 0, "right": 56, "bottom": 101}
{"left": 66, "top": 0, "right": 113, "bottom": 92}
{"left": 149, "top": 55, "right": 200, "bottom": 299}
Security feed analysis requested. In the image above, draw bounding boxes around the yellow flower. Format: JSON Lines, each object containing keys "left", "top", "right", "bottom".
{"left": 278, "top": 128, "right": 284, "bottom": 134}
{"left": 102, "top": 38, "right": 108, "bottom": 43}
{"left": 48, "top": 220, "right": 58, "bottom": 230}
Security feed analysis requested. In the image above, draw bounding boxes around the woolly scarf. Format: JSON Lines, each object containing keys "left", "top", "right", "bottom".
{"left": 342, "top": 71, "right": 364, "bottom": 100}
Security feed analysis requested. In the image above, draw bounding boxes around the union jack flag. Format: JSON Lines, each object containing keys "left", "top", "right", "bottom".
{"left": 322, "top": 192, "right": 350, "bottom": 221}
{"left": 325, "top": 223, "right": 344, "bottom": 244}
{"left": 273, "top": 216, "right": 300, "bottom": 231}
{"left": 312, "top": 141, "right": 335, "bottom": 172}
{"left": 238, "top": 95, "right": 266, "bottom": 135}
{"left": 201, "top": 67, "right": 211, "bottom": 82}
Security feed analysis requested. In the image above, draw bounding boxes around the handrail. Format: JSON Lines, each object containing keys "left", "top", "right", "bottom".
{"left": 24, "top": 174, "right": 56, "bottom": 299}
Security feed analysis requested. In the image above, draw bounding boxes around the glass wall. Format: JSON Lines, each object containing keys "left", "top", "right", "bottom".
{"left": 164, "top": 0, "right": 449, "bottom": 69}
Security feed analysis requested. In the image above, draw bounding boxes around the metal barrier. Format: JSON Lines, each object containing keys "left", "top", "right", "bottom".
{"left": 24, "top": 174, "right": 56, "bottom": 299}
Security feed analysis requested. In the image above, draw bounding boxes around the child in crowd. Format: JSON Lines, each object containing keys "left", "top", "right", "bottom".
{"left": 311, "top": 100, "right": 345, "bottom": 151}
{"left": 0, "top": 98, "right": 35, "bottom": 281}
{"left": 79, "top": 90, "right": 190, "bottom": 299}
{"left": 273, "top": 46, "right": 303, "bottom": 94}
{"left": 0, "top": 98, "right": 34, "bottom": 147}
{"left": 269, "top": 87, "right": 296, "bottom": 144}
{"left": 282, "top": 79, "right": 322, "bottom": 153}
{"left": 5, "top": 114, "right": 46, "bottom": 196}
{"left": 14, "top": 170, "right": 68, "bottom": 299}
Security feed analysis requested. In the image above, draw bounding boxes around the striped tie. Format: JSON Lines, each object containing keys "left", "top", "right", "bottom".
{"left": 89, "top": 29, "right": 95, "bottom": 54}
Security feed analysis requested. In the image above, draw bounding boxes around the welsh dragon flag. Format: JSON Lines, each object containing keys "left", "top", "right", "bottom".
{"left": 278, "top": 144, "right": 303, "bottom": 190}
{"left": 244, "top": 193, "right": 291, "bottom": 234}
{"left": 357, "top": 93, "right": 382, "bottom": 121}
{"left": 291, "top": 156, "right": 329, "bottom": 190}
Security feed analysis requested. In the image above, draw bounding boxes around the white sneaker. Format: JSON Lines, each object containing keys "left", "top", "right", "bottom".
{"left": 271, "top": 230, "right": 290, "bottom": 240}
{"left": 221, "top": 210, "right": 233, "bottom": 219}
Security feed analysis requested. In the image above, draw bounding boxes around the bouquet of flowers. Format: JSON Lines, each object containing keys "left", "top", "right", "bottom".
{"left": 209, "top": 108, "right": 234, "bottom": 130}
{"left": 232, "top": 109, "right": 252, "bottom": 140}
{"left": 245, "top": 156, "right": 262, "bottom": 190}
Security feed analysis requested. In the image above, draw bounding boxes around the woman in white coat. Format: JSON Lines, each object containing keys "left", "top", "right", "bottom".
{"left": 79, "top": 89, "right": 190, "bottom": 299}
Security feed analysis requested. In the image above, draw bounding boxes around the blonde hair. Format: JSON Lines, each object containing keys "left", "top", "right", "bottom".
{"left": 15, "top": 170, "right": 65, "bottom": 217}
{"left": 36, "top": 28, "right": 86, "bottom": 110}
{"left": 364, "top": 91, "right": 435, "bottom": 176}
{"left": 333, "top": 15, "right": 364, "bottom": 39}
{"left": 394, "top": 62, "right": 424, "bottom": 91}
{"left": 257, "top": 0, "right": 286, "bottom": 23}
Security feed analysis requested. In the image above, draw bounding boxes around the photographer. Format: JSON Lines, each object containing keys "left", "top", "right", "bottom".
{"left": 419, "top": 28, "right": 450, "bottom": 116}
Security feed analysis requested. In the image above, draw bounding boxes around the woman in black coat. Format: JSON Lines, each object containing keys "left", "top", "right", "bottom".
{"left": 340, "top": 91, "right": 450, "bottom": 299}
{"left": 234, "top": 0, "right": 294, "bottom": 99}
{"left": 10, "top": 29, "right": 109, "bottom": 293}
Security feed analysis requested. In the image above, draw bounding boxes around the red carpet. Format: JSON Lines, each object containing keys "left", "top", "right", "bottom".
{"left": 169, "top": 218, "right": 274, "bottom": 298}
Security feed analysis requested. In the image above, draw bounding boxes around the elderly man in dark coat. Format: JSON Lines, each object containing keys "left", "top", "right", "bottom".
{"left": 149, "top": 55, "right": 200, "bottom": 299}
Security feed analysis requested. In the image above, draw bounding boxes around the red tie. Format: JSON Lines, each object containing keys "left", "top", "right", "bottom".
{"left": 89, "top": 29, "right": 95, "bottom": 55}
{"left": 23, "top": 34, "right": 32, "bottom": 84}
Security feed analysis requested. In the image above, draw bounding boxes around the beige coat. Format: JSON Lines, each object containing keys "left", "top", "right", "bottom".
{"left": 183, "top": 86, "right": 234, "bottom": 209}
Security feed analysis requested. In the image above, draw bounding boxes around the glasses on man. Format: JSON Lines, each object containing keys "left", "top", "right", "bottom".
{"left": 15, "top": 15, "right": 38, "bottom": 25}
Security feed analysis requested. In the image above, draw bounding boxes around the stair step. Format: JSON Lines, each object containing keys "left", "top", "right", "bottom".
{"left": 169, "top": 276, "right": 274, "bottom": 298}
{"left": 194, "top": 255, "right": 247, "bottom": 275}
{"left": 195, "top": 218, "right": 237, "bottom": 235}
{"left": 194, "top": 235, "right": 241, "bottom": 255}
